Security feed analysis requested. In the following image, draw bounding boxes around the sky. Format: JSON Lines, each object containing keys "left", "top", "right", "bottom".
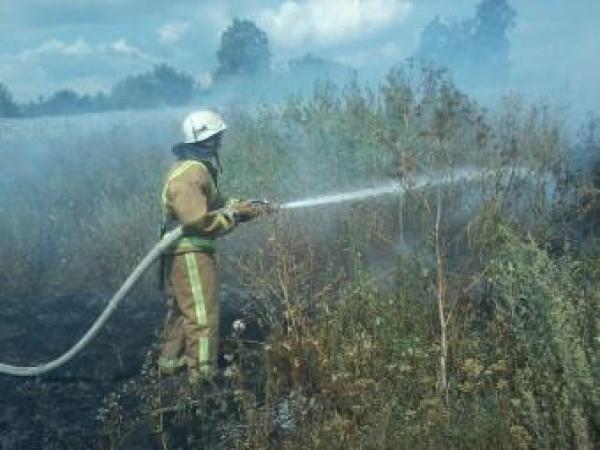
{"left": 1, "top": 0, "right": 599, "bottom": 115}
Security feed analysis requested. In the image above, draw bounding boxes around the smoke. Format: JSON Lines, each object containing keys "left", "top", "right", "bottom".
{"left": 157, "top": 21, "right": 191, "bottom": 45}
{"left": 409, "top": 1, "right": 600, "bottom": 121}
{"left": 507, "top": 1, "right": 600, "bottom": 118}
{"left": 244, "top": 0, "right": 600, "bottom": 125}
{"left": 258, "top": 0, "right": 412, "bottom": 49}
{"left": 2, "top": 0, "right": 597, "bottom": 123}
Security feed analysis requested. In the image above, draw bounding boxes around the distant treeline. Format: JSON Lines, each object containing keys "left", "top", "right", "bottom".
{"left": 0, "top": 64, "right": 196, "bottom": 118}
{"left": 0, "top": 19, "right": 272, "bottom": 118}
{"left": 0, "top": 0, "right": 516, "bottom": 118}
{"left": 0, "top": 18, "right": 347, "bottom": 118}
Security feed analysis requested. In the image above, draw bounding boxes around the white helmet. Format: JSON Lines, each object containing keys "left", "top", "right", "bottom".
{"left": 182, "top": 110, "right": 227, "bottom": 144}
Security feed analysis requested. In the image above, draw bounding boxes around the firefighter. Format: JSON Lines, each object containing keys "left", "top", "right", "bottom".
{"left": 159, "top": 110, "right": 258, "bottom": 384}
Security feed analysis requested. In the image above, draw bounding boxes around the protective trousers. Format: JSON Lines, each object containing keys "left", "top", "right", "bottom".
{"left": 159, "top": 251, "right": 219, "bottom": 379}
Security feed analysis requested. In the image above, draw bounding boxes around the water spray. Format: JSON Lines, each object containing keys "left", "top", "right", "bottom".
{"left": 279, "top": 182, "right": 401, "bottom": 210}
{"left": 278, "top": 167, "right": 513, "bottom": 211}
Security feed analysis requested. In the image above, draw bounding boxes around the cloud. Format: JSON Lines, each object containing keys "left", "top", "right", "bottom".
{"left": 13, "top": 37, "right": 158, "bottom": 63}
{"left": 258, "top": 0, "right": 412, "bottom": 48}
{"left": 0, "top": 38, "right": 160, "bottom": 100}
{"left": 157, "top": 21, "right": 191, "bottom": 45}
{"left": 101, "top": 38, "right": 158, "bottom": 62}
{"left": 17, "top": 38, "right": 94, "bottom": 60}
{"left": 194, "top": 3, "right": 233, "bottom": 43}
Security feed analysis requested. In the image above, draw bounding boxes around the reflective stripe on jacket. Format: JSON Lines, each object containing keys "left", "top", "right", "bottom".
{"left": 162, "top": 160, "right": 236, "bottom": 253}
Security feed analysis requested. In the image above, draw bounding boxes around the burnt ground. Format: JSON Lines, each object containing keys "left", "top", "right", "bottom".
{"left": 0, "top": 286, "right": 255, "bottom": 449}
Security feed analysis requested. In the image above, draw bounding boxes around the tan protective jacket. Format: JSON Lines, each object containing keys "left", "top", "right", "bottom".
{"left": 162, "top": 160, "right": 236, "bottom": 254}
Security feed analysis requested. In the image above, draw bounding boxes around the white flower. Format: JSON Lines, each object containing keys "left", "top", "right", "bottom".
{"left": 232, "top": 319, "right": 246, "bottom": 333}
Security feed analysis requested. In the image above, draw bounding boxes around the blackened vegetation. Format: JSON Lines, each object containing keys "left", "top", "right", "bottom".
{"left": 0, "top": 294, "right": 162, "bottom": 449}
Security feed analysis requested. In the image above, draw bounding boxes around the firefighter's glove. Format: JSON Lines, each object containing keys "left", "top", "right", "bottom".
{"left": 230, "top": 200, "right": 260, "bottom": 224}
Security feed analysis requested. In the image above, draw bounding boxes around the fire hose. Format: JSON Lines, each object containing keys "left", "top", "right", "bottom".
{"left": 0, "top": 200, "right": 277, "bottom": 378}
{"left": 0, "top": 225, "right": 184, "bottom": 377}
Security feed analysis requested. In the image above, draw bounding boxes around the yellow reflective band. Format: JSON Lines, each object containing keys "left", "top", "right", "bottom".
{"left": 217, "top": 214, "right": 231, "bottom": 229}
{"left": 161, "top": 160, "right": 208, "bottom": 208}
{"left": 226, "top": 197, "right": 240, "bottom": 207}
{"left": 175, "top": 237, "right": 217, "bottom": 252}
{"left": 199, "top": 337, "right": 211, "bottom": 369}
{"left": 184, "top": 253, "right": 208, "bottom": 328}
{"left": 158, "top": 356, "right": 186, "bottom": 369}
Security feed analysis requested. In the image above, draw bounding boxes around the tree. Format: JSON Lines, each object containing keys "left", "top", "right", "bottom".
{"left": 0, "top": 82, "right": 19, "bottom": 117}
{"left": 475, "top": 0, "right": 517, "bottom": 37}
{"left": 110, "top": 64, "right": 195, "bottom": 109}
{"left": 22, "top": 89, "right": 105, "bottom": 116}
{"left": 414, "top": 0, "right": 516, "bottom": 85}
{"left": 471, "top": 0, "right": 516, "bottom": 63}
{"left": 416, "top": 17, "right": 462, "bottom": 67}
{"left": 216, "top": 19, "right": 271, "bottom": 78}
{"left": 35, "top": 89, "right": 91, "bottom": 116}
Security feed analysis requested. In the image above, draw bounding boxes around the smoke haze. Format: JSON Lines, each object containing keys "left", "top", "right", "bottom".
{"left": 0, "top": 0, "right": 597, "bottom": 122}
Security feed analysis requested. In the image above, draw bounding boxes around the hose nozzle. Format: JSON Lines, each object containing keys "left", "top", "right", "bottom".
{"left": 249, "top": 199, "right": 279, "bottom": 215}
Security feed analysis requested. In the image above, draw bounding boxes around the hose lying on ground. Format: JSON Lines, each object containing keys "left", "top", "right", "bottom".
{"left": 0, "top": 226, "right": 184, "bottom": 377}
